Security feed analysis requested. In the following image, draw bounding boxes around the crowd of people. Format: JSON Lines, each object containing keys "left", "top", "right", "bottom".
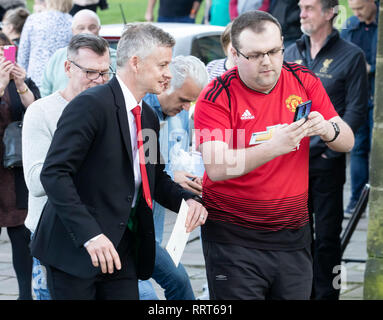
{"left": 0, "top": 0, "right": 377, "bottom": 300}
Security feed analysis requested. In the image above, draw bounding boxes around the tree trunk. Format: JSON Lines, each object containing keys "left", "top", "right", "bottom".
{"left": 363, "top": 5, "right": 383, "bottom": 300}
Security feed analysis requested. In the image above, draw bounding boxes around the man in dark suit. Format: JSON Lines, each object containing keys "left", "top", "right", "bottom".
{"left": 30, "top": 23, "right": 208, "bottom": 300}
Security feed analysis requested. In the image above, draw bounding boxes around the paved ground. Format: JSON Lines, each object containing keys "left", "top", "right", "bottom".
{"left": 0, "top": 161, "right": 370, "bottom": 300}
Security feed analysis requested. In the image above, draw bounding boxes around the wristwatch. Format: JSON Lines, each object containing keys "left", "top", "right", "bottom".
{"left": 323, "top": 121, "right": 340, "bottom": 143}
{"left": 192, "top": 195, "right": 204, "bottom": 205}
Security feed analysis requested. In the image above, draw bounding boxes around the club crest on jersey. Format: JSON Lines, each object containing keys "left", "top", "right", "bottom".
{"left": 285, "top": 95, "right": 303, "bottom": 113}
{"left": 240, "top": 109, "right": 255, "bottom": 120}
{"left": 320, "top": 59, "right": 333, "bottom": 73}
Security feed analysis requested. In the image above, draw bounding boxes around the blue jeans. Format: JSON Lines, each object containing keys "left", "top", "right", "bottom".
{"left": 30, "top": 233, "right": 51, "bottom": 300}
{"left": 349, "top": 104, "right": 374, "bottom": 205}
{"left": 139, "top": 241, "right": 195, "bottom": 300}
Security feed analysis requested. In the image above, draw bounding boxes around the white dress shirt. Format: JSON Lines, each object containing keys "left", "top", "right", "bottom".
{"left": 116, "top": 75, "right": 142, "bottom": 206}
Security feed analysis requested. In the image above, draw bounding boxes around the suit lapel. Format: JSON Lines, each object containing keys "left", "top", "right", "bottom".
{"left": 109, "top": 77, "right": 134, "bottom": 166}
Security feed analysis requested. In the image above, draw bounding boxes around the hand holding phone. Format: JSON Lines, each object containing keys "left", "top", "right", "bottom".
{"left": 294, "top": 100, "right": 312, "bottom": 122}
{"left": 3, "top": 45, "right": 16, "bottom": 64}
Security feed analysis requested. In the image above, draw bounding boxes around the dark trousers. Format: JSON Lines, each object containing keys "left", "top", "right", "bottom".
{"left": 0, "top": 225, "right": 33, "bottom": 300}
{"left": 46, "top": 228, "right": 139, "bottom": 300}
{"left": 349, "top": 104, "right": 373, "bottom": 205}
{"left": 70, "top": 4, "right": 98, "bottom": 16}
{"left": 309, "top": 159, "right": 345, "bottom": 300}
{"left": 202, "top": 240, "right": 313, "bottom": 300}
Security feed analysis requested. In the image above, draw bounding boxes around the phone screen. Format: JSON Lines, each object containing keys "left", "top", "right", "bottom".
{"left": 3, "top": 45, "right": 16, "bottom": 63}
{"left": 294, "top": 100, "right": 312, "bottom": 122}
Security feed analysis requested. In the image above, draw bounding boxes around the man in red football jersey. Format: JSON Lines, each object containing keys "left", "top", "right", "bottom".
{"left": 194, "top": 10, "right": 354, "bottom": 300}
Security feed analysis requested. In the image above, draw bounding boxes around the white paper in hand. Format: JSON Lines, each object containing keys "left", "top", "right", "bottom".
{"left": 166, "top": 199, "right": 190, "bottom": 267}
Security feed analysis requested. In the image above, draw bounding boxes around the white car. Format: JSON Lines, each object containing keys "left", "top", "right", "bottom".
{"left": 100, "top": 23, "right": 226, "bottom": 65}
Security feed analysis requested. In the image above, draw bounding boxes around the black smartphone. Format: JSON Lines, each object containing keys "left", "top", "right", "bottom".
{"left": 294, "top": 100, "right": 312, "bottom": 122}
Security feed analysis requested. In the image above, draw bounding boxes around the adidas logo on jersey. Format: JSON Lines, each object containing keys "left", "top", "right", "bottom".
{"left": 240, "top": 109, "right": 255, "bottom": 120}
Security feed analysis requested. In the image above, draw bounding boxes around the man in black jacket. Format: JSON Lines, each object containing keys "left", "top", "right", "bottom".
{"left": 269, "top": 0, "right": 302, "bottom": 48}
{"left": 284, "top": 0, "right": 368, "bottom": 300}
{"left": 30, "top": 23, "right": 208, "bottom": 300}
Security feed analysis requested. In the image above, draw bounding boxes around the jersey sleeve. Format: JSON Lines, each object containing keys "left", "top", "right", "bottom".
{"left": 194, "top": 79, "right": 232, "bottom": 149}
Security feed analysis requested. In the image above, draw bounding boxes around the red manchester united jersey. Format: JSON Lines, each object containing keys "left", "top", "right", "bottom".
{"left": 194, "top": 62, "right": 338, "bottom": 232}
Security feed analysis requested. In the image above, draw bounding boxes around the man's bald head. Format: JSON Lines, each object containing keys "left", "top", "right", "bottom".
{"left": 72, "top": 9, "right": 101, "bottom": 36}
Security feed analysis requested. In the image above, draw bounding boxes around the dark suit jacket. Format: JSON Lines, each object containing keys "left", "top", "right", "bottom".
{"left": 30, "top": 77, "right": 194, "bottom": 279}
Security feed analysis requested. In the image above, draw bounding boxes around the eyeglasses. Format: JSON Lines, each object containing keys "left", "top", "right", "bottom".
{"left": 235, "top": 47, "right": 285, "bottom": 62}
{"left": 69, "top": 60, "right": 115, "bottom": 81}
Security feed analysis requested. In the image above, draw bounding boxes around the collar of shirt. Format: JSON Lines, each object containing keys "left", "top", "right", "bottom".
{"left": 301, "top": 28, "right": 339, "bottom": 64}
{"left": 143, "top": 93, "right": 167, "bottom": 121}
{"left": 116, "top": 74, "right": 142, "bottom": 112}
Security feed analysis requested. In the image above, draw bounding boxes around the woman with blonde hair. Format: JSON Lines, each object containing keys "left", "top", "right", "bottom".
{"left": 17, "top": 0, "right": 73, "bottom": 88}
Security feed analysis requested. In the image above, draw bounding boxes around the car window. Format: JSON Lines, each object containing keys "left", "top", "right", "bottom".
{"left": 191, "top": 35, "right": 225, "bottom": 65}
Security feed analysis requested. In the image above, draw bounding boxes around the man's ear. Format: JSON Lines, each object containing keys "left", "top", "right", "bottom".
{"left": 129, "top": 55, "right": 140, "bottom": 72}
{"left": 230, "top": 46, "right": 237, "bottom": 58}
{"left": 325, "top": 7, "right": 336, "bottom": 22}
{"left": 64, "top": 60, "right": 72, "bottom": 78}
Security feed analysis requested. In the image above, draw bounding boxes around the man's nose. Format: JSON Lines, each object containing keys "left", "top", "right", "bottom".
{"left": 164, "top": 65, "right": 172, "bottom": 80}
{"left": 260, "top": 53, "right": 272, "bottom": 65}
{"left": 94, "top": 74, "right": 106, "bottom": 84}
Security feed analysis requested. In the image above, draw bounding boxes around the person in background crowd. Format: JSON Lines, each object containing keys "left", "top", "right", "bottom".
{"left": 1, "top": 7, "right": 29, "bottom": 47}
{"left": 269, "top": 0, "right": 302, "bottom": 48}
{"left": 284, "top": 0, "right": 368, "bottom": 300}
{"left": 194, "top": 10, "right": 354, "bottom": 300}
{"left": 29, "top": 23, "right": 207, "bottom": 300}
{"left": 0, "top": 0, "right": 26, "bottom": 21}
{"left": 33, "top": 0, "right": 46, "bottom": 13}
{"left": 70, "top": 0, "right": 109, "bottom": 15}
{"left": 205, "top": 22, "right": 235, "bottom": 81}
{"left": 145, "top": 0, "right": 202, "bottom": 23}
{"left": 0, "top": 31, "right": 40, "bottom": 300}
{"left": 229, "top": 0, "right": 268, "bottom": 20}
{"left": 40, "top": 9, "right": 116, "bottom": 97}
{"left": 22, "top": 33, "right": 113, "bottom": 300}
{"left": 341, "top": 0, "right": 378, "bottom": 218}
{"left": 139, "top": 55, "right": 208, "bottom": 300}
{"left": 17, "top": 0, "right": 73, "bottom": 88}
{"left": 205, "top": 0, "right": 231, "bottom": 26}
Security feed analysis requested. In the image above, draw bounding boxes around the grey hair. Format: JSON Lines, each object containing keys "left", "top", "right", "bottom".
{"left": 67, "top": 33, "right": 109, "bottom": 60}
{"left": 72, "top": 9, "right": 101, "bottom": 28}
{"left": 319, "top": 0, "right": 339, "bottom": 23}
{"left": 167, "top": 55, "right": 209, "bottom": 94}
{"left": 116, "top": 23, "right": 175, "bottom": 70}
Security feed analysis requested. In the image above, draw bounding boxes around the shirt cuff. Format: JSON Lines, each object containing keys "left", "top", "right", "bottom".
{"left": 84, "top": 234, "right": 102, "bottom": 247}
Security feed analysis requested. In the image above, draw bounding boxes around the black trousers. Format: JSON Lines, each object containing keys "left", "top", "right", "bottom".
{"left": 0, "top": 225, "right": 33, "bottom": 300}
{"left": 202, "top": 240, "right": 313, "bottom": 300}
{"left": 309, "top": 157, "right": 346, "bottom": 300}
{"left": 46, "top": 228, "right": 139, "bottom": 300}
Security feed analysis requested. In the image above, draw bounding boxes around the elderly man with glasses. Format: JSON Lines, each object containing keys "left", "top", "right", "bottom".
{"left": 194, "top": 10, "right": 354, "bottom": 300}
{"left": 21, "top": 33, "right": 113, "bottom": 300}
{"left": 39, "top": 9, "right": 116, "bottom": 97}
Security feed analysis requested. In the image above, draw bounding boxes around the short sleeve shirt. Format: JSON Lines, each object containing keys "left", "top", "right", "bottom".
{"left": 194, "top": 63, "right": 338, "bottom": 249}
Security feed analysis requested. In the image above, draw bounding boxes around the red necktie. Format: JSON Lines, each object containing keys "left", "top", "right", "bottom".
{"left": 131, "top": 105, "right": 153, "bottom": 209}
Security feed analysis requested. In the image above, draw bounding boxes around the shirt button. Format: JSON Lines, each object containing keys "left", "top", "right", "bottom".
{"left": 119, "top": 222, "right": 125, "bottom": 229}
